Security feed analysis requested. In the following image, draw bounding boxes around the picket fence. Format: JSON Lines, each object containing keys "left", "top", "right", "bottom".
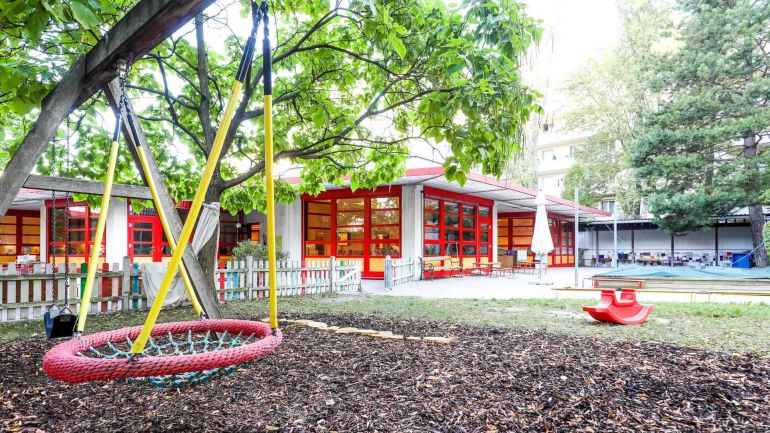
{"left": 383, "top": 256, "right": 418, "bottom": 289}
{"left": 0, "top": 256, "right": 362, "bottom": 322}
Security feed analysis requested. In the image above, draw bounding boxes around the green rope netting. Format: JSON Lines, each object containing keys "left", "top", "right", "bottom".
{"left": 77, "top": 331, "right": 257, "bottom": 388}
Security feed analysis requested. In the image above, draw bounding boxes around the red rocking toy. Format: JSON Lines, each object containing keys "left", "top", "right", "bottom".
{"left": 583, "top": 289, "right": 654, "bottom": 325}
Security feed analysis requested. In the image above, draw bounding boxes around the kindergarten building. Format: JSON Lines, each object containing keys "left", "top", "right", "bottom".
{"left": 4, "top": 167, "right": 609, "bottom": 278}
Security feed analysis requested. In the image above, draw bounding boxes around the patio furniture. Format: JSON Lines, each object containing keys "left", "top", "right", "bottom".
{"left": 419, "top": 256, "right": 463, "bottom": 280}
{"left": 515, "top": 261, "right": 535, "bottom": 274}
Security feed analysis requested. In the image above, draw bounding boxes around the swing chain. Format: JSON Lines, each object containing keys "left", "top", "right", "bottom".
{"left": 62, "top": 117, "right": 71, "bottom": 306}
{"left": 116, "top": 55, "right": 132, "bottom": 120}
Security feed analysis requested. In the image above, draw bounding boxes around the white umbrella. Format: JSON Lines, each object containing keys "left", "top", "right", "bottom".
{"left": 531, "top": 190, "right": 554, "bottom": 284}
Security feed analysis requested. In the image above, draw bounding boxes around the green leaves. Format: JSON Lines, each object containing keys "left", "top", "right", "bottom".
{"left": 388, "top": 33, "right": 407, "bottom": 59}
{"left": 630, "top": 0, "right": 770, "bottom": 236}
{"left": 69, "top": 1, "right": 100, "bottom": 29}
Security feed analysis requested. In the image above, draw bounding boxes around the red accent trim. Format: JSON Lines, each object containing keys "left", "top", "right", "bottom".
{"left": 423, "top": 186, "right": 494, "bottom": 207}
{"left": 301, "top": 185, "right": 402, "bottom": 200}
{"left": 288, "top": 166, "right": 609, "bottom": 216}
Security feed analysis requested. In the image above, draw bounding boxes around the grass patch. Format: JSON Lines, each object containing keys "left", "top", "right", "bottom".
{"left": 2, "top": 295, "right": 768, "bottom": 356}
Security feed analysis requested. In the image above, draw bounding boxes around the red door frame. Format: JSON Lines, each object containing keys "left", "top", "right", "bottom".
{"left": 498, "top": 211, "right": 575, "bottom": 267}
{"left": 422, "top": 187, "right": 494, "bottom": 271}
{"left": 301, "top": 186, "right": 402, "bottom": 278}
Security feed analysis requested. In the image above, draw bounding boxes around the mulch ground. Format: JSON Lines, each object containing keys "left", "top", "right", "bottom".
{"left": 1, "top": 313, "right": 768, "bottom": 432}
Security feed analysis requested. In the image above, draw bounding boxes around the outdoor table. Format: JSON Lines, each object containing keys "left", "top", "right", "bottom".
{"left": 471, "top": 262, "right": 500, "bottom": 276}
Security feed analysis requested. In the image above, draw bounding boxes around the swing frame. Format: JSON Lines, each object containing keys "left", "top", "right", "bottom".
{"left": 42, "top": 0, "right": 281, "bottom": 385}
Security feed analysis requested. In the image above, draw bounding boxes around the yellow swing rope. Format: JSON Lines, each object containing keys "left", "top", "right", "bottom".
{"left": 123, "top": 109, "right": 204, "bottom": 317}
{"left": 262, "top": 1, "right": 278, "bottom": 331}
{"left": 130, "top": 1, "right": 277, "bottom": 354}
{"left": 76, "top": 64, "right": 128, "bottom": 334}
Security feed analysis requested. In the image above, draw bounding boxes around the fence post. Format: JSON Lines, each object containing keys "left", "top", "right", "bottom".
{"left": 246, "top": 256, "right": 254, "bottom": 300}
{"left": 121, "top": 257, "right": 131, "bottom": 312}
{"left": 329, "top": 256, "right": 336, "bottom": 293}
{"left": 384, "top": 255, "right": 392, "bottom": 290}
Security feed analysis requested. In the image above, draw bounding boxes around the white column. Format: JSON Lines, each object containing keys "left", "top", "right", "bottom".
{"left": 39, "top": 204, "right": 47, "bottom": 262}
{"left": 275, "top": 195, "right": 302, "bottom": 262}
{"left": 492, "top": 202, "right": 499, "bottom": 262}
{"left": 400, "top": 185, "right": 422, "bottom": 260}
{"left": 105, "top": 197, "right": 128, "bottom": 264}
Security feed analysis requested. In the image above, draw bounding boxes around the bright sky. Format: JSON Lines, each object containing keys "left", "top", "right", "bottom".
{"left": 521, "top": 0, "right": 622, "bottom": 117}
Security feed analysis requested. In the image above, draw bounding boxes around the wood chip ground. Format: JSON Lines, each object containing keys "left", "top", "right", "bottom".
{"left": 1, "top": 313, "right": 768, "bottom": 432}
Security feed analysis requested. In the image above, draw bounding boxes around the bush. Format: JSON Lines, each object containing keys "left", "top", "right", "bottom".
{"left": 232, "top": 240, "right": 289, "bottom": 261}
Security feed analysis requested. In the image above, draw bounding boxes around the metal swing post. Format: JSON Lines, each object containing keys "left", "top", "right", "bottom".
{"left": 130, "top": 3, "right": 263, "bottom": 355}
{"left": 261, "top": 0, "right": 278, "bottom": 331}
{"left": 75, "top": 59, "right": 130, "bottom": 335}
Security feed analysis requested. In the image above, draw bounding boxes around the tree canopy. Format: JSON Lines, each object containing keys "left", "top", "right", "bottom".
{"left": 629, "top": 0, "right": 770, "bottom": 265}
{"left": 561, "top": 0, "right": 673, "bottom": 214}
{"left": 1, "top": 0, "right": 542, "bottom": 215}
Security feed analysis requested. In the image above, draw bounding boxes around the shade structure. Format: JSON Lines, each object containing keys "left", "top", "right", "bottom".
{"left": 531, "top": 190, "right": 554, "bottom": 255}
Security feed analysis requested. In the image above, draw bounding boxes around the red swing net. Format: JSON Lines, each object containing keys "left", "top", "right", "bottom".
{"left": 43, "top": 319, "right": 281, "bottom": 384}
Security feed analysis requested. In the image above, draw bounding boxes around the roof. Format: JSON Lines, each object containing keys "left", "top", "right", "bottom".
{"left": 287, "top": 167, "right": 610, "bottom": 219}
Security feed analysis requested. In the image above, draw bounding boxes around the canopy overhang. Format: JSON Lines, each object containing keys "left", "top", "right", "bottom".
{"left": 288, "top": 167, "right": 610, "bottom": 219}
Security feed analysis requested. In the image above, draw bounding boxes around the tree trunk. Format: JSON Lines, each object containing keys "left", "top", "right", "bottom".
{"left": 749, "top": 204, "right": 767, "bottom": 267}
{"left": 743, "top": 134, "right": 768, "bottom": 267}
{"left": 196, "top": 184, "right": 223, "bottom": 287}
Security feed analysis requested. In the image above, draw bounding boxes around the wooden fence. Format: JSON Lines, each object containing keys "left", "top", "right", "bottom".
{"left": 384, "top": 256, "right": 417, "bottom": 289}
{"left": 0, "top": 256, "right": 362, "bottom": 322}
{"left": 216, "top": 256, "right": 362, "bottom": 301}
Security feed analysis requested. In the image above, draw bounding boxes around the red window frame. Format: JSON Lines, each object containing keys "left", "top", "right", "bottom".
{"left": 0, "top": 210, "right": 41, "bottom": 262}
{"left": 301, "top": 186, "right": 402, "bottom": 278}
{"left": 498, "top": 212, "right": 574, "bottom": 266}
{"left": 422, "top": 187, "right": 493, "bottom": 263}
{"left": 46, "top": 199, "right": 105, "bottom": 260}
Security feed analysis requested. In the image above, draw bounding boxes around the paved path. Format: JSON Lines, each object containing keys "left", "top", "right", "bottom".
{"left": 359, "top": 267, "right": 764, "bottom": 304}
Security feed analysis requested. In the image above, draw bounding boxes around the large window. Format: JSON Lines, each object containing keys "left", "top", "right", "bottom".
{"left": 370, "top": 197, "right": 400, "bottom": 257}
{"left": 48, "top": 201, "right": 104, "bottom": 259}
{"left": 304, "top": 199, "right": 332, "bottom": 257}
{"left": 0, "top": 211, "right": 41, "bottom": 263}
{"left": 498, "top": 213, "right": 574, "bottom": 266}
{"left": 423, "top": 191, "right": 492, "bottom": 262}
{"left": 302, "top": 188, "right": 401, "bottom": 277}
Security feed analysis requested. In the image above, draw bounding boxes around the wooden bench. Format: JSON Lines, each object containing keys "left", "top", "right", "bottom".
{"left": 418, "top": 256, "right": 463, "bottom": 280}
{"left": 592, "top": 278, "right": 643, "bottom": 290}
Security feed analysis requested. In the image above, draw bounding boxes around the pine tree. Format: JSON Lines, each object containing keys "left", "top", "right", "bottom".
{"left": 631, "top": 0, "right": 770, "bottom": 266}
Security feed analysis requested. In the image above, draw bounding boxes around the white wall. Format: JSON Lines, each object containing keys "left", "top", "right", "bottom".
{"left": 274, "top": 198, "right": 302, "bottom": 262}
{"left": 400, "top": 185, "right": 422, "bottom": 259}
{"left": 492, "top": 203, "right": 498, "bottom": 261}
{"left": 105, "top": 198, "right": 128, "bottom": 264}
{"left": 39, "top": 204, "right": 47, "bottom": 262}
{"left": 581, "top": 225, "right": 755, "bottom": 260}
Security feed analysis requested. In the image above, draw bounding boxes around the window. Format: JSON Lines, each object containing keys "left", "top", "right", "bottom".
{"left": 601, "top": 200, "right": 616, "bottom": 214}
{"left": 370, "top": 197, "right": 400, "bottom": 257}
{"left": 304, "top": 200, "right": 332, "bottom": 257}
{"left": 422, "top": 194, "right": 492, "bottom": 262}
{"left": 48, "top": 201, "right": 105, "bottom": 259}
{"left": 0, "top": 212, "right": 41, "bottom": 262}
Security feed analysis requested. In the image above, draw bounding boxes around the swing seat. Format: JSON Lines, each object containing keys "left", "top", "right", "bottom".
{"left": 582, "top": 289, "right": 654, "bottom": 325}
{"left": 43, "top": 319, "right": 281, "bottom": 386}
{"left": 44, "top": 307, "right": 77, "bottom": 339}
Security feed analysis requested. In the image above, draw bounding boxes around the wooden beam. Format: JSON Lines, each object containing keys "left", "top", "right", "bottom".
{"left": 78, "top": 0, "right": 216, "bottom": 105}
{"left": 0, "top": 57, "right": 86, "bottom": 218}
{"left": 23, "top": 175, "right": 153, "bottom": 199}
{"left": 104, "top": 79, "right": 222, "bottom": 320}
{"left": 1, "top": 0, "right": 217, "bottom": 219}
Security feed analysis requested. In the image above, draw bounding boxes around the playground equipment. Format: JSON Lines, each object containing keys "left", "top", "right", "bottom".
{"left": 43, "top": 0, "right": 281, "bottom": 386}
{"left": 582, "top": 289, "right": 654, "bottom": 325}
{"left": 43, "top": 120, "right": 76, "bottom": 339}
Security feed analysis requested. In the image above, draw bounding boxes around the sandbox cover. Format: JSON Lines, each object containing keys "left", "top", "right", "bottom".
{"left": 595, "top": 264, "right": 770, "bottom": 280}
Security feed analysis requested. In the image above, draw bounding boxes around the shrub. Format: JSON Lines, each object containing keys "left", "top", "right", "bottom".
{"left": 232, "top": 240, "right": 289, "bottom": 261}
